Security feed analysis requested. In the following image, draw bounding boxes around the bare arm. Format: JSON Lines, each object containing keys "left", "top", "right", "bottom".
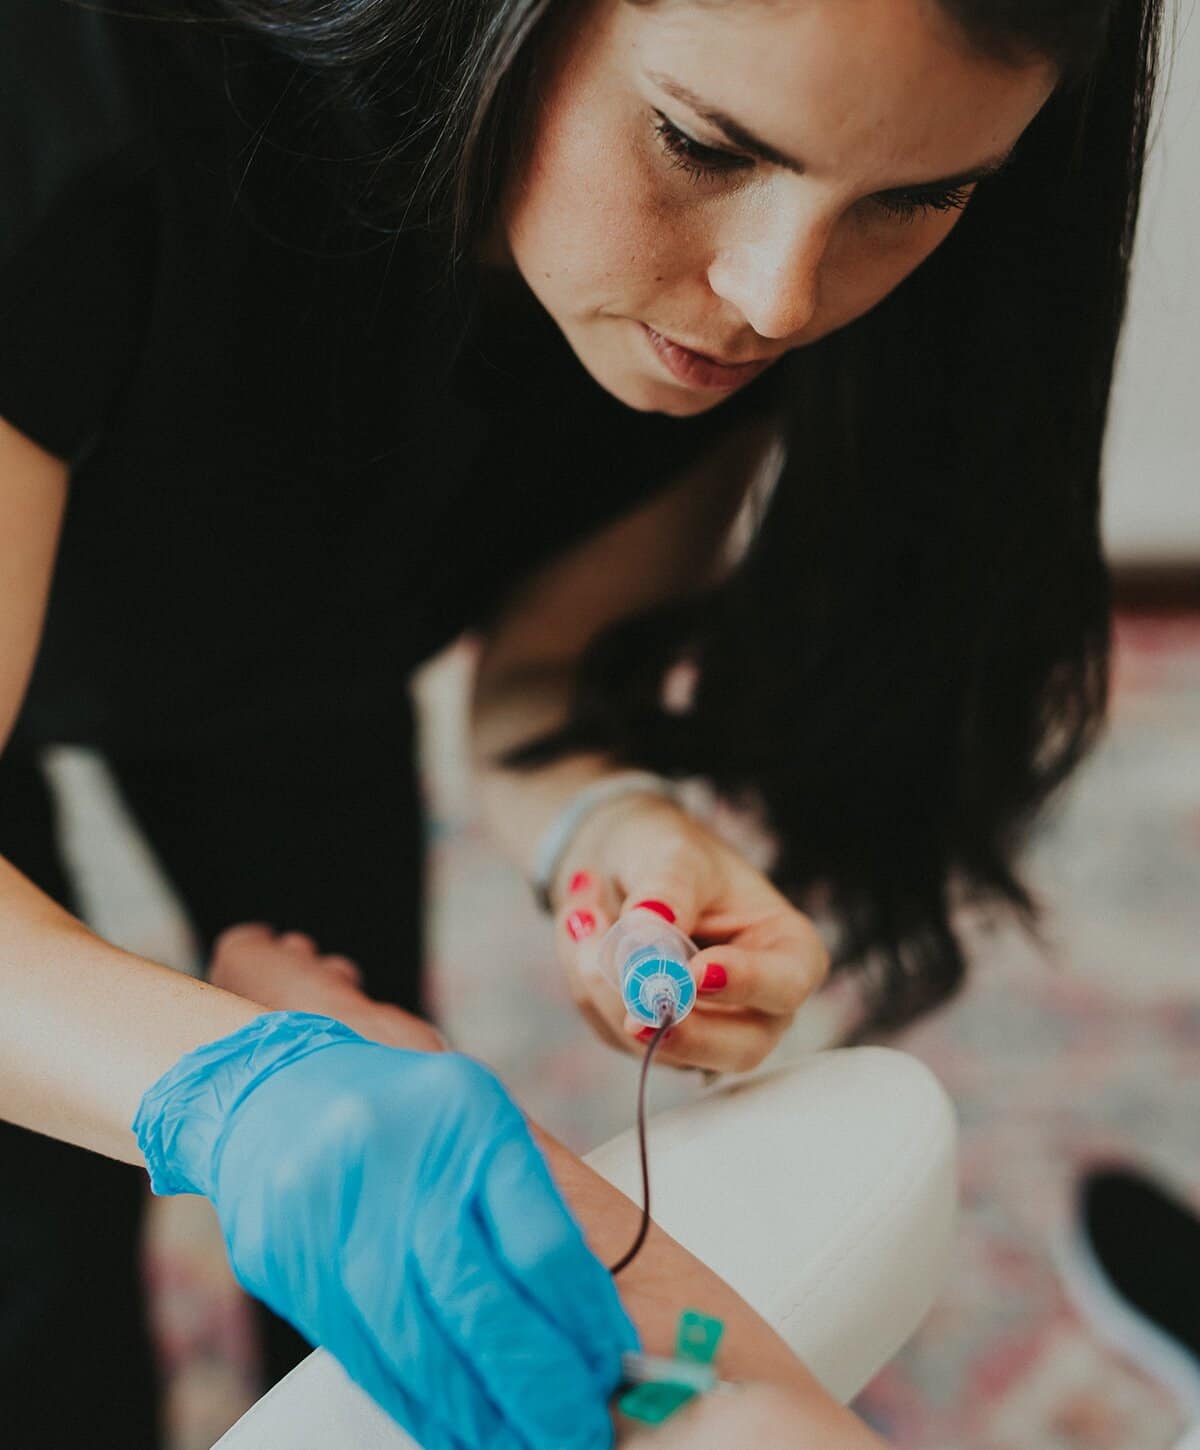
{"left": 0, "top": 415, "right": 265, "bottom": 1162}
{"left": 0, "top": 415, "right": 69, "bottom": 748}
{"left": 470, "top": 415, "right": 779, "bottom": 887}
{"left": 545, "top": 1126, "right": 886, "bottom": 1447}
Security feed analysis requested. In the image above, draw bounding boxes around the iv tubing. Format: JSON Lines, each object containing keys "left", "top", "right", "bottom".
{"left": 608, "top": 1011, "right": 673, "bottom": 1274}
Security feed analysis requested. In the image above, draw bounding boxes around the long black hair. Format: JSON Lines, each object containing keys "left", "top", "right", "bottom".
{"left": 168, "top": 0, "right": 1166, "bottom": 1033}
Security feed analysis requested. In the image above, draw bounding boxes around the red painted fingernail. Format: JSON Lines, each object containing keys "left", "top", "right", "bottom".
{"left": 566, "top": 910, "right": 595, "bottom": 942}
{"left": 568, "top": 871, "right": 592, "bottom": 894}
{"left": 700, "top": 963, "right": 728, "bottom": 992}
{"left": 664, "top": 1029, "right": 676, "bottom": 1041}
{"left": 637, "top": 1027, "right": 656, "bottom": 1041}
{"left": 633, "top": 899, "right": 676, "bottom": 924}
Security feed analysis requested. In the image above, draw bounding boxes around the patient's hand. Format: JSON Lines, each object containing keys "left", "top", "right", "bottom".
{"left": 207, "top": 923, "right": 447, "bottom": 1054}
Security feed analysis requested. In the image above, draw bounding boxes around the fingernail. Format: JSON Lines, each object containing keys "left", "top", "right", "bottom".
{"left": 568, "top": 871, "right": 593, "bottom": 894}
{"left": 700, "top": 963, "right": 728, "bottom": 992}
{"left": 664, "top": 1029, "right": 676, "bottom": 1042}
{"left": 633, "top": 899, "right": 675, "bottom": 924}
{"left": 636, "top": 1027, "right": 656, "bottom": 1041}
{"left": 566, "top": 909, "right": 596, "bottom": 942}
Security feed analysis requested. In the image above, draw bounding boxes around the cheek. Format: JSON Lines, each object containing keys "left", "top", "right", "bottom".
{"left": 507, "top": 114, "right": 681, "bottom": 306}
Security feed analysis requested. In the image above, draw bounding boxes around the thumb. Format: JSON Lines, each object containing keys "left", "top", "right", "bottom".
{"left": 619, "top": 873, "right": 703, "bottom": 940}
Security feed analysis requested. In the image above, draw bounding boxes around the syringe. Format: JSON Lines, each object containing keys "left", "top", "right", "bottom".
{"left": 595, "top": 906, "right": 699, "bottom": 1028}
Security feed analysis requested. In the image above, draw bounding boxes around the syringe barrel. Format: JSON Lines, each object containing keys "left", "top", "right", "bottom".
{"left": 596, "top": 909, "right": 699, "bottom": 1026}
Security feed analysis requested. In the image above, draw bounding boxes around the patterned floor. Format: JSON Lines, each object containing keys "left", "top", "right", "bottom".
{"left": 856, "top": 615, "right": 1200, "bottom": 1449}
{"left": 48, "top": 612, "right": 1200, "bottom": 1448}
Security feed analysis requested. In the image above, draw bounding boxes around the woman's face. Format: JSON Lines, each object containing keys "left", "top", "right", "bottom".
{"left": 497, "top": 0, "right": 1059, "bottom": 416}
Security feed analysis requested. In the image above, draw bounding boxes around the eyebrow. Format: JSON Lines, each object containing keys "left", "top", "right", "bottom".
{"left": 648, "top": 72, "right": 1016, "bottom": 192}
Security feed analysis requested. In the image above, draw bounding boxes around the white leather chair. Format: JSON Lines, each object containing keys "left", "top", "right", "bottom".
{"left": 214, "top": 1046, "right": 957, "bottom": 1448}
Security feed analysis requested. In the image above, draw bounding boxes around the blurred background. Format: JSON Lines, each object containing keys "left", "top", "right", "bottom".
{"left": 38, "top": 4, "right": 1198, "bottom": 1446}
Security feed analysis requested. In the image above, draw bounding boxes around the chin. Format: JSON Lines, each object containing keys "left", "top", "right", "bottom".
{"left": 647, "top": 388, "right": 728, "bottom": 418}
{"left": 560, "top": 318, "right": 731, "bottom": 417}
{"left": 581, "top": 356, "right": 730, "bottom": 418}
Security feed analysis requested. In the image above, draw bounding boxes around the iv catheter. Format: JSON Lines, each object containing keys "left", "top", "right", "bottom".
{"left": 616, "top": 1311, "right": 741, "bottom": 1426}
{"left": 619, "top": 1352, "right": 742, "bottom": 1394}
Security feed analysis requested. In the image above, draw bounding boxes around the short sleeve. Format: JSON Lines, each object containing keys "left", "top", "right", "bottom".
{"left": 0, "top": 0, "right": 156, "bottom": 463}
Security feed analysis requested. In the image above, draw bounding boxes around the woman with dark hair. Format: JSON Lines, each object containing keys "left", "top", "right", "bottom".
{"left": 0, "top": 0, "right": 1163, "bottom": 1445}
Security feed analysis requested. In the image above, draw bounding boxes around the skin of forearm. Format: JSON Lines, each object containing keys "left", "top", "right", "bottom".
{"left": 470, "top": 657, "right": 618, "bottom": 881}
{"left": 535, "top": 1125, "right": 885, "bottom": 1447}
{"left": 0, "top": 853, "right": 264, "bottom": 1163}
{"left": 538, "top": 1122, "right": 799, "bottom": 1376}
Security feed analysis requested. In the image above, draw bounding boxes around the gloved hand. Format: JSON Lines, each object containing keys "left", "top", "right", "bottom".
{"left": 133, "top": 1012, "right": 638, "bottom": 1449}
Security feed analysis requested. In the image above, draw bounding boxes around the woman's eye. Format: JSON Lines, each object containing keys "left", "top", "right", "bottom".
{"left": 653, "top": 113, "right": 750, "bottom": 183}
{"left": 652, "top": 108, "right": 977, "bottom": 221}
{"left": 872, "top": 184, "right": 975, "bottom": 222}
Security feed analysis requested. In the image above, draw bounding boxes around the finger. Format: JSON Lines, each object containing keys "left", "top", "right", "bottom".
{"left": 619, "top": 866, "right": 703, "bottom": 938}
{"left": 414, "top": 1206, "right": 607, "bottom": 1450}
{"left": 213, "top": 921, "right": 276, "bottom": 952}
{"left": 318, "top": 952, "right": 365, "bottom": 988}
{"left": 278, "top": 931, "right": 319, "bottom": 955}
{"left": 624, "top": 1006, "right": 780, "bottom": 1074}
{"left": 577, "top": 991, "right": 639, "bottom": 1054}
{"left": 558, "top": 866, "right": 605, "bottom": 912}
{"left": 556, "top": 898, "right": 631, "bottom": 1050}
{"left": 337, "top": 1267, "right": 528, "bottom": 1450}
{"left": 558, "top": 890, "right": 608, "bottom": 953}
{"left": 578, "top": 953, "right": 644, "bottom": 1055}
{"left": 476, "top": 1136, "right": 639, "bottom": 1388}
{"left": 687, "top": 942, "right": 820, "bottom": 1017}
{"left": 615, "top": 829, "right": 712, "bottom": 937}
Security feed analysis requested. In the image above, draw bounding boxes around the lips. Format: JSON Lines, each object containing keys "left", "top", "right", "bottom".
{"left": 641, "top": 324, "right": 773, "bottom": 392}
{"left": 666, "top": 336, "right": 770, "bottom": 367}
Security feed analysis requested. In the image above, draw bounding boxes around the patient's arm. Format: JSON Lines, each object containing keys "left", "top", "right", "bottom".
{"left": 534, "top": 1123, "right": 885, "bottom": 1446}
{"left": 209, "top": 930, "right": 888, "bottom": 1447}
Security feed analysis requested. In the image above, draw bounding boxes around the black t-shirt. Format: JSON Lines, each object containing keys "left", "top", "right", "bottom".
{"left": 1, "top": 0, "right": 781, "bottom": 753}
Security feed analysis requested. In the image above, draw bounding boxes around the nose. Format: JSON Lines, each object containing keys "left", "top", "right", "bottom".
{"left": 706, "top": 207, "right": 829, "bottom": 341}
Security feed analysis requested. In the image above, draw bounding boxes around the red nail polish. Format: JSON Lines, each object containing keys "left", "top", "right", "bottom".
{"left": 568, "top": 871, "right": 592, "bottom": 894}
{"left": 700, "top": 963, "right": 728, "bottom": 992}
{"left": 633, "top": 899, "right": 676, "bottom": 924}
{"left": 566, "top": 909, "right": 595, "bottom": 942}
{"left": 637, "top": 1027, "right": 656, "bottom": 1041}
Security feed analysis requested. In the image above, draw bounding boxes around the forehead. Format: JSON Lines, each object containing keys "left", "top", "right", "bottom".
{"left": 615, "top": 0, "right": 1058, "bottom": 183}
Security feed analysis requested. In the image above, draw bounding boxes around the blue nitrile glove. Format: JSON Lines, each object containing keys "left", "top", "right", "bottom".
{"left": 133, "top": 1012, "right": 639, "bottom": 1450}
